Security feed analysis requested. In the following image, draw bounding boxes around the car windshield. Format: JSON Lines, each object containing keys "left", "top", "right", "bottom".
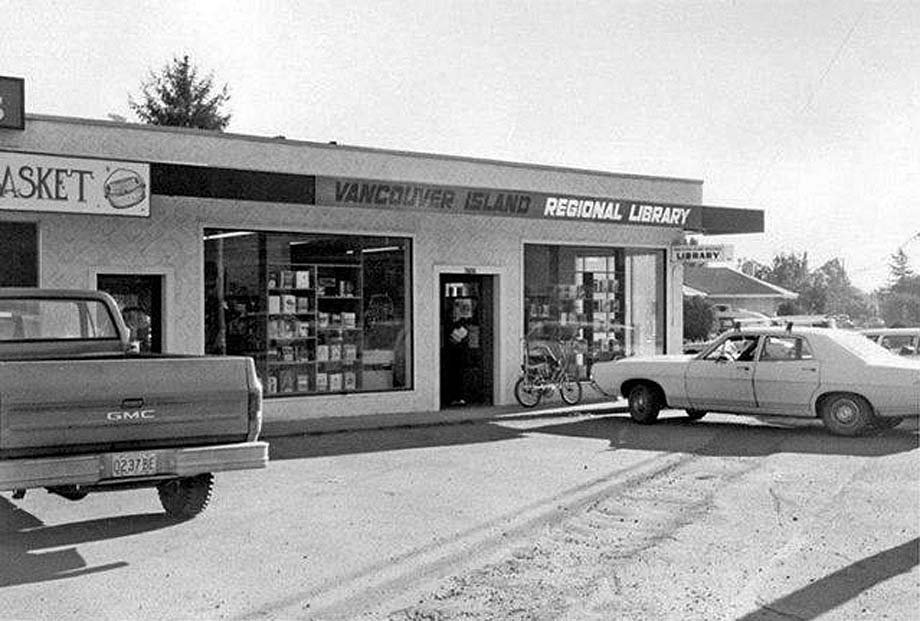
{"left": 832, "top": 330, "right": 902, "bottom": 361}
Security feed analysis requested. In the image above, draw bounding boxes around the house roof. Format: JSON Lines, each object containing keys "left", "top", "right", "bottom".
{"left": 683, "top": 265, "right": 798, "bottom": 299}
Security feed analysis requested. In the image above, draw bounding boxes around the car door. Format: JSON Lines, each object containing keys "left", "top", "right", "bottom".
{"left": 685, "top": 334, "right": 759, "bottom": 411}
{"left": 753, "top": 335, "right": 820, "bottom": 416}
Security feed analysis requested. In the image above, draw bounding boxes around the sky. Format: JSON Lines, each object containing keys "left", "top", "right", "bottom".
{"left": 3, "top": 0, "right": 918, "bottom": 291}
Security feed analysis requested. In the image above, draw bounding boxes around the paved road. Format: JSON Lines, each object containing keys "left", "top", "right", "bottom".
{"left": 1, "top": 411, "right": 917, "bottom": 620}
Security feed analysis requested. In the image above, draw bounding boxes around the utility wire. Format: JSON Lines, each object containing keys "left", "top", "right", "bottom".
{"left": 746, "top": 9, "right": 865, "bottom": 202}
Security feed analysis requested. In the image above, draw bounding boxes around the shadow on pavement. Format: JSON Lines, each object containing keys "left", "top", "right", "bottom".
{"left": 738, "top": 537, "right": 919, "bottom": 620}
{"left": 269, "top": 420, "right": 525, "bottom": 461}
{"left": 527, "top": 413, "right": 920, "bottom": 458}
{"left": 0, "top": 496, "right": 173, "bottom": 587}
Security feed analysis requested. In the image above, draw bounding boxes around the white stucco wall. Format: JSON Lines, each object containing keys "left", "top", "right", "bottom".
{"left": 2, "top": 115, "right": 702, "bottom": 422}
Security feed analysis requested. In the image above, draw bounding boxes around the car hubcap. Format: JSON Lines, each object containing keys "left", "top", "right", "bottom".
{"left": 634, "top": 390, "right": 647, "bottom": 413}
{"left": 833, "top": 399, "right": 859, "bottom": 424}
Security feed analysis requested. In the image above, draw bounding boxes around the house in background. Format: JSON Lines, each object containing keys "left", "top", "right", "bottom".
{"left": 683, "top": 265, "right": 798, "bottom": 317}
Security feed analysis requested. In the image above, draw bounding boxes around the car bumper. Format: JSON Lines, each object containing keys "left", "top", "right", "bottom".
{"left": 0, "top": 441, "right": 269, "bottom": 491}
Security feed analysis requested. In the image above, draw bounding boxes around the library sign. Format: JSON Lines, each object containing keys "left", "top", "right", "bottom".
{"left": 315, "top": 176, "right": 702, "bottom": 230}
{"left": 0, "top": 150, "right": 150, "bottom": 217}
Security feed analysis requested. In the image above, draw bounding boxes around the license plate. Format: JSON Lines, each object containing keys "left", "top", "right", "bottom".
{"left": 110, "top": 452, "right": 158, "bottom": 478}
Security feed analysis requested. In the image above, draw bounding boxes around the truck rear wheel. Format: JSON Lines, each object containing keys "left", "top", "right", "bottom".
{"left": 158, "top": 473, "right": 213, "bottom": 520}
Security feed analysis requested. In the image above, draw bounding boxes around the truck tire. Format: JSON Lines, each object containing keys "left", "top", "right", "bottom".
{"left": 819, "top": 394, "right": 875, "bottom": 436}
{"left": 158, "top": 473, "right": 214, "bottom": 520}
{"left": 627, "top": 383, "right": 662, "bottom": 425}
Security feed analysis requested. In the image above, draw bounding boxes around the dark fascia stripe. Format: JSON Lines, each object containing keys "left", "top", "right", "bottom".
{"left": 151, "top": 163, "right": 315, "bottom": 204}
{"left": 699, "top": 206, "right": 764, "bottom": 235}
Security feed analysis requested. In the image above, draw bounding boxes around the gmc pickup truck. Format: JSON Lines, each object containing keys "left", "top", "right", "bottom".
{"left": 0, "top": 288, "right": 268, "bottom": 519}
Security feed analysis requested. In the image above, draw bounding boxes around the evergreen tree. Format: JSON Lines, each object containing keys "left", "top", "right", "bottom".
{"left": 130, "top": 55, "right": 231, "bottom": 130}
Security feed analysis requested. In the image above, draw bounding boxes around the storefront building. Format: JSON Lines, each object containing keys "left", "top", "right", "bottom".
{"left": 0, "top": 114, "right": 763, "bottom": 430}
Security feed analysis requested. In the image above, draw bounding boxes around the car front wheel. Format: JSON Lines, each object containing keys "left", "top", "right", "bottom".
{"left": 628, "top": 383, "right": 662, "bottom": 424}
{"left": 819, "top": 394, "right": 875, "bottom": 436}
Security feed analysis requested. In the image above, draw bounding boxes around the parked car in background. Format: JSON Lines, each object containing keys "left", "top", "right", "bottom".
{"left": 593, "top": 326, "right": 919, "bottom": 436}
{"left": 861, "top": 328, "right": 920, "bottom": 357}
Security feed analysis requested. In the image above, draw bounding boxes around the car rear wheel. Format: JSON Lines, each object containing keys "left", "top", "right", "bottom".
{"left": 819, "top": 394, "right": 875, "bottom": 436}
{"left": 686, "top": 410, "right": 707, "bottom": 421}
{"left": 158, "top": 473, "right": 214, "bottom": 520}
{"left": 628, "top": 383, "right": 662, "bottom": 424}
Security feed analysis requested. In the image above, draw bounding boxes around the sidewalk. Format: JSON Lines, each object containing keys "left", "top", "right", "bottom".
{"left": 261, "top": 393, "right": 630, "bottom": 438}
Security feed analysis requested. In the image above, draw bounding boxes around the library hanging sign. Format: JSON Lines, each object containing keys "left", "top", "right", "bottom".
{"left": 316, "top": 176, "right": 702, "bottom": 230}
{"left": 672, "top": 244, "right": 733, "bottom": 264}
{"left": 0, "top": 150, "right": 150, "bottom": 217}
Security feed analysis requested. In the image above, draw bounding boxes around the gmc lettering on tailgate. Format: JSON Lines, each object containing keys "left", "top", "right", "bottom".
{"left": 107, "top": 409, "right": 156, "bottom": 421}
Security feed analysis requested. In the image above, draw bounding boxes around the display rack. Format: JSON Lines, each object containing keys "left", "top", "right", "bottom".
{"left": 262, "top": 262, "right": 362, "bottom": 396}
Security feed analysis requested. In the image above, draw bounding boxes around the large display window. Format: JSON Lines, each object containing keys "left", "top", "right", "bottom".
{"left": 524, "top": 244, "right": 665, "bottom": 377}
{"left": 204, "top": 229, "right": 412, "bottom": 397}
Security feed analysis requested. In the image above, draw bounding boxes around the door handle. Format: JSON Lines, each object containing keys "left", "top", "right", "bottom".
{"left": 738, "top": 365, "right": 751, "bottom": 372}
{"left": 801, "top": 367, "right": 818, "bottom": 372}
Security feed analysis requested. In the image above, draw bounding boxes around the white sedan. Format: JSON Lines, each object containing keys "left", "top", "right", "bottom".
{"left": 591, "top": 327, "right": 919, "bottom": 436}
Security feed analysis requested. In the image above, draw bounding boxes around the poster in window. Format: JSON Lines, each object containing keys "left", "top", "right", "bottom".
{"left": 452, "top": 297, "right": 473, "bottom": 321}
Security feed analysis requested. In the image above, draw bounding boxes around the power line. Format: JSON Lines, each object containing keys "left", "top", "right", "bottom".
{"left": 746, "top": 9, "right": 865, "bottom": 202}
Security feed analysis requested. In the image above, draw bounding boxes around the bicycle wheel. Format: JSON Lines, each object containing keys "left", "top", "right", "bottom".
{"left": 514, "top": 376, "right": 542, "bottom": 408}
{"left": 559, "top": 378, "right": 582, "bottom": 405}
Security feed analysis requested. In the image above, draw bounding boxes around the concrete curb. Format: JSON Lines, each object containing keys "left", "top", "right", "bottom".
{"left": 261, "top": 397, "right": 630, "bottom": 438}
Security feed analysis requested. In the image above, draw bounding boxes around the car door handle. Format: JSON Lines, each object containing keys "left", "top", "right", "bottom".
{"left": 738, "top": 365, "right": 751, "bottom": 371}
{"left": 801, "top": 367, "right": 818, "bottom": 372}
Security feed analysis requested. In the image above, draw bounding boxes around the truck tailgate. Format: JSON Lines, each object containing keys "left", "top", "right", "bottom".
{"left": 0, "top": 356, "right": 251, "bottom": 455}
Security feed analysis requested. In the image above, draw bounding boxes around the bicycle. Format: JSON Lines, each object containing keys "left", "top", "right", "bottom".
{"left": 513, "top": 336, "right": 583, "bottom": 407}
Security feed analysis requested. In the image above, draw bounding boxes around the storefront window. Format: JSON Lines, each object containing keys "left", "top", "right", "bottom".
{"left": 524, "top": 244, "right": 665, "bottom": 377}
{"left": 204, "top": 229, "right": 412, "bottom": 397}
{"left": 0, "top": 222, "right": 38, "bottom": 286}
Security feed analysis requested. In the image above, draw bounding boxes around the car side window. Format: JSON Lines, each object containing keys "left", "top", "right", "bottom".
{"left": 703, "top": 335, "right": 759, "bottom": 362}
{"left": 760, "top": 336, "right": 812, "bottom": 361}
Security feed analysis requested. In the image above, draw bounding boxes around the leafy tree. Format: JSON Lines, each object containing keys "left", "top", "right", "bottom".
{"left": 739, "top": 252, "right": 873, "bottom": 324}
{"left": 130, "top": 55, "right": 231, "bottom": 130}
{"left": 683, "top": 296, "right": 716, "bottom": 342}
{"left": 879, "top": 248, "right": 920, "bottom": 326}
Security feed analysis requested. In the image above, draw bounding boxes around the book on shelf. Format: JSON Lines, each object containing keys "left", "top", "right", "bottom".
{"left": 330, "top": 343, "right": 342, "bottom": 361}
{"left": 295, "top": 344, "right": 311, "bottom": 361}
{"left": 268, "top": 295, "right": 281, "bottom": 314}
{"left": 296, "top": 373, "right": 311, "bottom": 392}
{"left": 282, "top": 294, "right": 296, "bottom": 314}
{"left": 267, "top": 271, "right": 278, "bottom": 289}
{"left": 318, "top": 277, "right": 336, "bottom": 296}
{"left": 342, "top": 312, "right": 356, "bottom": 329}
{"left": 344, "top": 371, "right": 356, "bottom": 391}
{"left": 296, "top": 320, "right": 311, "bottom": 338}
{"left": 331, "top": 313, "right": 342, "bottom": 327}
{"left": 343, "top": 343, "right": 357, "bottom": 362}
{"left": 267, "top": 319, "right": 279, "bottom": 340}
{"left": 315, "top": 372, "right": 328, "bottom": 392}
{"left": 318, "top": 312, "right": 330, "bottom": 328}
{"left": 281, "top": 345, "right": 294, "bottom": 362}
{"left": 280, "top": 319, "right": 296, "bottom": 339}
{"left": 266, "top": 375, "right": 278, "bottom": 394}
{"left": 328, "top": 372, "right": 342, "bottom": 392}
{"left": 279, "top": 369, "right": 295, "bottom": 393}
{"left": 295, "top": 270, "right": 311, "bottom": 289}
{"left": 280, "top": 270, "right": 295, "bottom": 289}
{"left": 296, "top": 296, "right": 310, "bottom": 313}
{"left": 316, "top": 344, "right": 329, "bottom": 362}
